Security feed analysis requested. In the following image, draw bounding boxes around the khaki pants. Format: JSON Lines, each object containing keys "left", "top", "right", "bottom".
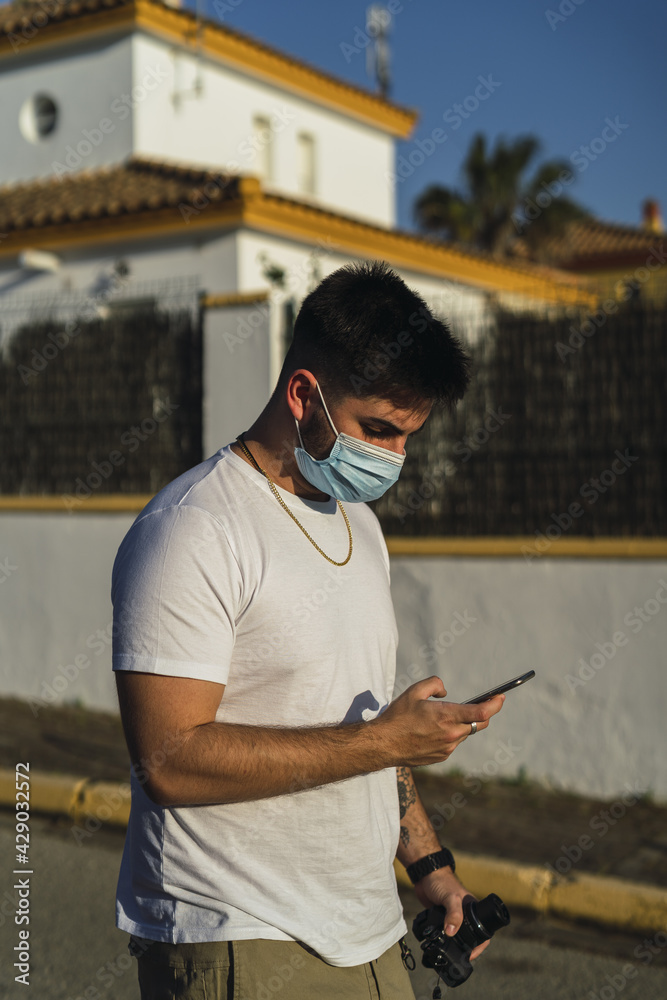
{"left": 129, "top": 935, "right": 416, "bottom": 1000}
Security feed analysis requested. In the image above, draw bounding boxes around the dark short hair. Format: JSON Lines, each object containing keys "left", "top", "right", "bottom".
{"left": 277, "top": 259, "right": 471, "bottom": 409}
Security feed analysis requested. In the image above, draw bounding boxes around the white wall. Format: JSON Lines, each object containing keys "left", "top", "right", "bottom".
{"left": 0, "top": 231, "right": 239, "bottom": 346}
{"left": 132, "top": 33, "right": 396, "bottom": 227}
{"left": 0, "top": 35, "right": 136, "bottom": 185}
{"left": 0, "top": 510, "right": 664, "bottom": 801}
{"left": 391, "top": 556, "right": 667, "bottom": 800}
{"left": 203, "top": 302, "right": 272, "bottom": 457}
{"left": 0, "top": 512, "right": 134, "bottom": 714}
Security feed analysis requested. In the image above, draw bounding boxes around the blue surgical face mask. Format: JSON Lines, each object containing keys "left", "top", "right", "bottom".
{"left": 294, "top": 382, "right": 406, "bottom": 503}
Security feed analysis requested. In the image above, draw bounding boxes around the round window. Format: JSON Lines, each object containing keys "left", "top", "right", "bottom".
{"left": 19, "top": 93, "right": 59, "bottom": 142}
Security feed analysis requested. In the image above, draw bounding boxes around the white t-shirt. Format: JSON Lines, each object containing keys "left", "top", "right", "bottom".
{"left": 111, "top": 444, "right": 407, "bottom": 966}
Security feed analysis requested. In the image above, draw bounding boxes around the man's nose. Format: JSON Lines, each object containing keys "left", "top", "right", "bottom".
{"left": 383, "top": 437, "right": 408, "bottom": 456}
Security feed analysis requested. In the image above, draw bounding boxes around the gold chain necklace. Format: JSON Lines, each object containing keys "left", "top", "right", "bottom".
{"left": 235, "top": 435, "right": 353, "bottom": 567}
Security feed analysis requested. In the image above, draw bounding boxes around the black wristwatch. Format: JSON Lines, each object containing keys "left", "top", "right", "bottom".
{"left": 405, "top": 848, "right": 456, "bottom": 885}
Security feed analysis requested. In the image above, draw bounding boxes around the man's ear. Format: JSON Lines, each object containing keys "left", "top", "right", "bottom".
{"left": 286, "top": 369, "right": 318, "bottom": 422}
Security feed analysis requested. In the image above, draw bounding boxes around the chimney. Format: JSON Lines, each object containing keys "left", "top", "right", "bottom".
{"left": 642, "top": 199, "right": 664, "bottom": 234}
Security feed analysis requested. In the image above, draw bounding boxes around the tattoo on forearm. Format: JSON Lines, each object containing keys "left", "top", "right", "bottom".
{"left": 397, "top": 766, "right": 417, "bottom": 819}
{"left": 400, "top": 824, "right": 410, "bottom": 847}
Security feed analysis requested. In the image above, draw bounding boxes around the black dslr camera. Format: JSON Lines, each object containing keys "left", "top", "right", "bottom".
{"left": 412, "top": 892, "right": 510, "bottom": 990}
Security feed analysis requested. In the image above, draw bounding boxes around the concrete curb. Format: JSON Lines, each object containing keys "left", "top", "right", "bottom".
{"left": 2, "top": 768, "right": 665, "bottom": 933}
{"left": 394, "top": 856, "right": 667, "bottom": 935}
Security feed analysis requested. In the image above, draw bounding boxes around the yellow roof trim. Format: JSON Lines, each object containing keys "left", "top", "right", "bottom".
{"left": 135, "top": 1, "right": 417, "bottom": 137}
{"left": 0, "top": 0, "right": 417, "bottom": 137}
{"left": 243, "top": 192, "right": 596, "bottom": 306}
{"left": 0, "top": 179, "right": 595, "bottom": 307}
{"left": 0, "top": 201, "right": 246, "bottom": 253}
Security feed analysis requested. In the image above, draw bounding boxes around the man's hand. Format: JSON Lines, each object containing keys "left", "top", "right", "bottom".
{"left": 371, "top": 676, "right": 504, "bottom": 768}
{"left": 414, "top": 868, "right": 491, "bottom": 961}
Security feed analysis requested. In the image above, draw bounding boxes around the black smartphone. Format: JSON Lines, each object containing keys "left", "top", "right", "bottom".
{"left": 463, "top": 670, "right": 535, "bottom": 704}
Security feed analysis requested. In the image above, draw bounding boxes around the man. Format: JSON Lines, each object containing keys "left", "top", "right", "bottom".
{"left": 112, "top": 260, "right": 504, "bottom": 999}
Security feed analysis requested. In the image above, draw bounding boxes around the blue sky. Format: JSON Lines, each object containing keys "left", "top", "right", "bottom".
{"left": 198, "top": 0, "right": 666, "bottom": 233}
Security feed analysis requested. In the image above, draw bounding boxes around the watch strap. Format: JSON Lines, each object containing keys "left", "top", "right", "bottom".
{"left": 405, "top": 848, "right": 456, "bottom": 885}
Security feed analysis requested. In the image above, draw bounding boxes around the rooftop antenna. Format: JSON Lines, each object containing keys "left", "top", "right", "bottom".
{"left": 366, "top": 4, "right": 392, "bottom": 99}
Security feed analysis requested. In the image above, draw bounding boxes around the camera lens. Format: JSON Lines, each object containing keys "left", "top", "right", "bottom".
{"left": 474, "top": 893, "right": 511, "bottom": 934}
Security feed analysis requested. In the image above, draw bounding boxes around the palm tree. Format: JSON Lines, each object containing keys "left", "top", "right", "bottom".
{"left": 413, "top": 133, "right": 590, "bottom": 260}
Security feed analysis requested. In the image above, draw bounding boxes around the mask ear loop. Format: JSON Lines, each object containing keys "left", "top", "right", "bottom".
{"left": 313, "top": 381, "right": 339, "bottom": 436}
{"left": 294, "top": 380, "right": 339, "bottom": 448}
{"left": 294, "top": 416, "right": 306, "bottom": 449}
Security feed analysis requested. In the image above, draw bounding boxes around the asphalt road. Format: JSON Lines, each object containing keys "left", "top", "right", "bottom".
{"left": 1, "top": 811, "right": 666, "bottom": 1000}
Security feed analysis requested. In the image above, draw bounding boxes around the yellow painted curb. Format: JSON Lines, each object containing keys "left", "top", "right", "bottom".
{"left": 0, "top": 768, "right": 131, "bottom": 828}
{"left": 394, "top": 854, "right": 667, "bottom": 934}
{"left": 548, "top": 871, "right": 667, "bottom": 932}
{"left": 74, "top": 780, "right": 132, "bottom": 827}
{"left": 3, "top": 768, "right": 665, "bottom": 932}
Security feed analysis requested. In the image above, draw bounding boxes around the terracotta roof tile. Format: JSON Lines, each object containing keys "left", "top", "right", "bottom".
{"left": 0, "top": 157, "right": 594, "bottom": 303}
{"left": 0, "top": 0, "right": 127, "bottom": 35}
{"left": 537, "top": 217, "right": 665, "bottom": 268}
{"left": 0, "top": 157, "right": 241, "bottom": 232}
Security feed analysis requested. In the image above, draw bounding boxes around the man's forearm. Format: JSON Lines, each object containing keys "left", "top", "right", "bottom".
{"left": 144, "top": 719, "right": 396, "bottom": 806}
{"left": 396, "top": 766, "right": 443, "bottom": 866}
{"left": 120, "top": 672, "right": 502, "bottom": 807}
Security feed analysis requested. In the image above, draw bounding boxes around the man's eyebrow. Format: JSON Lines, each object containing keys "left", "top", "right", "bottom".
{"left": 361, "top": 416, "right": 428, "bottom": 436}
